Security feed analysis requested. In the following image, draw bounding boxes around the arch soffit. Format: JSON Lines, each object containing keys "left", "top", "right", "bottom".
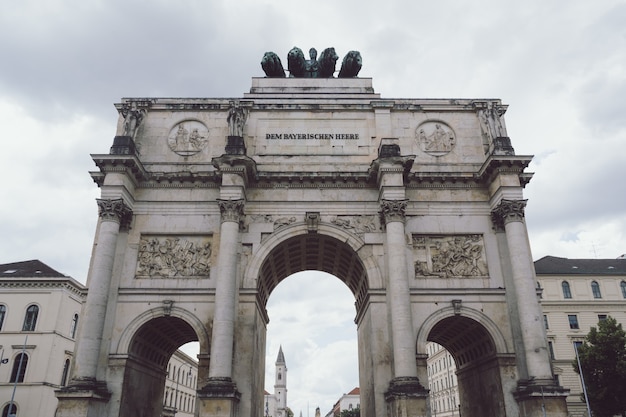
{"left": 244, "top": 222, "right": 382, "bottom": 289}
{"left": 416, "top": 306, "right": 509, "bottom": 354}
{"left": 115, "top": 306, "right": 209, "bottom": 356}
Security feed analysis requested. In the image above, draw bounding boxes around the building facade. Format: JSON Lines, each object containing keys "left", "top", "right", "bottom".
{"left": 326, "top": 387, "right": 360, "bottom": 417}
{"left": 0, "top": 260, "right": 86, "bottom": 417}
{"left": 426, "top": 343, "right": 459, "bottom": 417}
{"left": 54, "top": 74, "right": 568, "bottom": 417}
{"left": 535, "top": 255, "right": 626, "bottom": 417}
{"left": 163, "top": 350, "right": 198, "bottom": 417}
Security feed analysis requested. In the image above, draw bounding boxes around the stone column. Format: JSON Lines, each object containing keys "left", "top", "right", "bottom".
{"left": 55, "top": 198, "right": 131, "bottom": 416}
{"left": 74, "top": 198, "right": 131, "bottom": 384}
{"left": 492, "top": 199, "right": 569, "bottom": 415}
{"left": 198, "top": 199, "right": 243, "bottom": 417}
{"left": 381, "top": 200, "right": 428, "bottom": 417}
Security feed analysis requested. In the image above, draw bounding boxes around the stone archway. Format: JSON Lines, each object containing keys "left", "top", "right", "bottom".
{"left": 236, "top": 227, "right": 390, "bottom": 417}
{"left": 118, "top": 316, "right": 200, "bottom": 417}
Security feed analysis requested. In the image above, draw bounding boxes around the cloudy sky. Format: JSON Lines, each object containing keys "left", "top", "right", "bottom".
{"left": 1, "top": 0, "right": 625, "bottom": 414}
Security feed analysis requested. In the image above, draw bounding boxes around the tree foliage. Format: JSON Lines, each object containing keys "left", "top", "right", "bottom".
{"left": 339, "top": 406, "right": 360, "bottom": 417}
{"left": 573, "top": 316, "right": 626, "bottom": 417}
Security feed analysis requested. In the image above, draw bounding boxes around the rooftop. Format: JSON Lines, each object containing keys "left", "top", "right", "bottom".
{"left": 0, "top": 259, "right": 66, "bottom": 277}
{"left": 534, "top": 255, "right": 626, "bottom": 275}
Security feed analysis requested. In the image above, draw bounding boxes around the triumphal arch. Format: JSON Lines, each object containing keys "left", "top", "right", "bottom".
{"left": 56, "top": 49, "right": 569, "bottom": 417}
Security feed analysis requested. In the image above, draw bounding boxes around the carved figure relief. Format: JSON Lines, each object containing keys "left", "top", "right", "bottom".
{"left": 227, "top": 101, "right": 248, "bottom": 137}
{"left": 415, "top": 121, "right": 456, "bottom": 156}
{"left": 412, "top": 235, "right": 488, "bottom": 278}
{"left": 274, "top": 216, "right": 296, "bottom": 230}
{"left": 167, "top": 120, "right": 209, "bottom": 156}
{"left": 136, "top": 236, "right": 212, "bottom": 278}
{"left": 331, "top": 215, "right": 379, "bottom": 236}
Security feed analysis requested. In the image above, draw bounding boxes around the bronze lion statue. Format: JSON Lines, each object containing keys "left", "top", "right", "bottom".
{"left": 261, "top": 52, "right": 286, "bottom": 78}
{"left": 338, "top": 50, "right": 362, "bottom": 78}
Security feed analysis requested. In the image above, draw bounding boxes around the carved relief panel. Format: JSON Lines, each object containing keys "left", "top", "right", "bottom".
{"left": 136, "top": 235, "right": 212, "bottom": 278}
{"left": 415, "top": 121, "right": 456, "bottom": 156}
{"left": 167, "top": 120, "right": 209, "bottom": 156}
{"left": 412, "top": 235, "right": 488, "bottom": 278}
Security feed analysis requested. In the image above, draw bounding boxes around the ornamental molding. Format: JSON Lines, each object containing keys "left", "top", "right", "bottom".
{"left": 217, "top": 199, "right": 245, "bottom": 224}
{"left": 379, "top": 199, "right": 408, "bottom": 225}
{"left": 491, "top": 199, "right": 527, "bottom": 229}
{"left": 97, "top": 199, "right": 133, "bottom": 227}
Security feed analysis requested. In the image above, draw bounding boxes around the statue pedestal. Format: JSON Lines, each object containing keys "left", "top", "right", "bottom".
{"left": 197, "top": 377, "right": 241, "bottom": 417}
{"left": 514, "top": 380, "right": 570, "bottom": 417}
{"left": 225, "top": 136, "right": 246, "bottom": 155}
{"left": 384, "top": 377, "right": 429, "bottom": 417}
{"left": 54, "top": 378, "right": 111, "bottom": 417}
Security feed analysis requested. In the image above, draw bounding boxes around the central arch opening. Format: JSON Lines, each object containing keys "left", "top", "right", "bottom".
{"left": 258, "top": 233, "right": 369, "bottom": 417}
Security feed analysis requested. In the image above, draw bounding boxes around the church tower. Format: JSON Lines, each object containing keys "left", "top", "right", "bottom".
{"left": 274, "top": 346, "right": 288, "bottom": 417}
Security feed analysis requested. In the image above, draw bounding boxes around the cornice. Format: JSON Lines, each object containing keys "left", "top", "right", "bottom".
{"left": 476, "top": 154, "right": 534, "bottom": 187}
{"left": 91, "top": 154, "right": 148, "bottom": 187}
{"left": 0, "top": 279, "right": 87, "bottom": 297}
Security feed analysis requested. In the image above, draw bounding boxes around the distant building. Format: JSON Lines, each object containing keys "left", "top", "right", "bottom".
{"left": 0, "top": 260, "right": 86, "bottom": 417}
{"left": 426, "top": 343, "right": 459, "bottom": 416}
{"left": 162, "top": 350, "right": 198, "bottom": 417}
{"left": 535, "top": 255, "right": 626, "bottom": 417}
{"left": 264, "top": 346, "right": 288, "bottom": 417}
{"left": 325, "top": 387, "right": 360, "bottom": 417}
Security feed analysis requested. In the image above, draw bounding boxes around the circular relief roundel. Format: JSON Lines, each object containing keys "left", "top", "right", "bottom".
{"left": 167, "top": 120, "right": 209, "bottom": 156}
{"left": 415, "top": 121, "right": 456, "bottom": 156}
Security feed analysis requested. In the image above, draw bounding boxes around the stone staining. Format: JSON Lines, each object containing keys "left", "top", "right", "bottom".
{"left": 136, "top": 236, "right": 212, "bottom": 278}
{"left": 167, "top": 120, "right": 209, "bottom": 156}
{"left": 412, "top": 235, "right": 488, "bottom": 278}
{"left": 415, "top": 121, "right": 456, "bottom": 156}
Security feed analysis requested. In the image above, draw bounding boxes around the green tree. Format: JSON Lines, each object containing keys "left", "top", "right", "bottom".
{"left": 573, "top": 316, "right": 626, "bottom": 417}
{"left": 339, "top": 406, "right": 360, "bottom": 417}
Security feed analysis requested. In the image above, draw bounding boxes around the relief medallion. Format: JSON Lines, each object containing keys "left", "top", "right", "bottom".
{"left": 167, "top": 120, "right": 209, "bottom": 156}
{"left": 415, "top": 121, "right": 456, "bottom": 156}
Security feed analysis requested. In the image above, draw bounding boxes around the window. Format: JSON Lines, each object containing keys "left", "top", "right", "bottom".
{"left": 0, "top": 305, "right": 6, "bottom": 331}
{"left": 10, "top": 353, "right": 28, "bottom": 383}
{"left": 2, "top": 404, "right": 16, "bottom": 417}
{"left": 70, "top": 313, "right": 79, "bottom": 338}
{"left": 621, "top": 281, "right": 626, "bottom": 298}
{"left": 598, "top": 314, "right": 607, "bottom": 322}
{"left": 591, "top": 281, "right": 602, "bottom": 298}
{"left": 543, "top": 315, "right": 549, "bottom": 330}
{"left": 568, "top": 314, "right": 580, "bottom": 330}
{"left": 22, "top": 305, "right": 39, "bottom": 331}
{"left": 61, "top": 358, "right": 71, "bottom": 386}
{"left": 548, "top": 341, "right": 555, "bottom": 360}
{"left": 562, "top": 281, "right": 572, "bottom": 299}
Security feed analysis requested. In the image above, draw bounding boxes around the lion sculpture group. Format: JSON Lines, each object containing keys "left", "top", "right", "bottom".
{"left": 261, "top": 47, "right": 362, "bottom": 78}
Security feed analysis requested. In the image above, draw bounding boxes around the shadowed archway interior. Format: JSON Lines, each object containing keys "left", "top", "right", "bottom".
{"left": 428, "top": 316, "right": 496, "bottom": 369}
{"left": 129, "top": 316, "right": 198, "bottom": 369}
{"left": 258, "top": 234, "right": 368, "bottom": 312}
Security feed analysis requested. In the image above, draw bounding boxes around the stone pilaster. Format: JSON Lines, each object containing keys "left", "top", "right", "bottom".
{"left": 199, "top": 199, "right": 243, "bottom": 417}
{"left": 491, "top": 199, "right": 569, "bottom": 414}
{"left": 55, "top": 198, "right": 131, "bottom": 416}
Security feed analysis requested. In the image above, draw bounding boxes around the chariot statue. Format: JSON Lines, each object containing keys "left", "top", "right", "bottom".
{"left": 261, "top": 47, "right": 362, "bottom": 78}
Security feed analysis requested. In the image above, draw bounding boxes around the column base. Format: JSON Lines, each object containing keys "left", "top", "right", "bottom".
{"left": 54, "top": 377, "right": 111, "bottom": 417}
{"left": 514, "top": 379, "right": 570, "bottom": 417}
{"left": 197, "top": 377, "right": 241, "bottom": 417}
{"left": 384, "top": 377, "right": 429, "bottom": 417}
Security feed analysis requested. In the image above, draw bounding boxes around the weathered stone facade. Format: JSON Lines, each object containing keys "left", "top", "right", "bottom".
{"left": 56, "top": 78, "right": 569, "bottom": 417}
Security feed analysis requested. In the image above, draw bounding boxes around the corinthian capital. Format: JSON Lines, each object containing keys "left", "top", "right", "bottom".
{"left": 218, "top": 199, "right": 245, "bottom": 223}
{"left": 491, "top": 199, "right": 527, "bottom": 229}
{"left": 97, "top": 199, "right": 133, "bottom": 227}
{"left": 380, "top": 199, "right": 408, "bottom": 224}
